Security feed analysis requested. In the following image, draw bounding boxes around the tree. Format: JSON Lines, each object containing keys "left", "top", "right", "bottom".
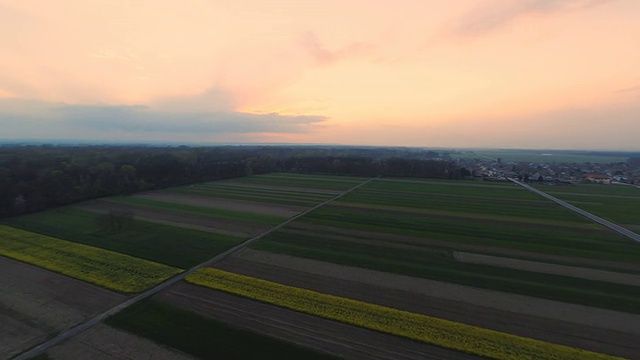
{"left": 99, "top": 209, "right": 135, "bottom": 232}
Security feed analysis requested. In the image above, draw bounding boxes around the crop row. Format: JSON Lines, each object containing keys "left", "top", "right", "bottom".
{"left": 341, "top": 186, "right": 586, "bottom": 223}
{"left": 368, "top": 179, "right": 535, "bottom": 199}
{"left": 260, "top": 172, "right": 368, "bottom": 182}
{"left": 186, "top": 268, "right": 622, "bottom": 360}
{"left": 169, "top": 183, "right": 333, "bottom": 206}
{"left": 106, "top": 196, "right": 286, "bottom": 224}
{"left": 231, "top": 175, "right": 361, "bottom": 191}
{"left": 252, "top": 228, "right": 640, "bottom": 313}
{"left": 188, "top": 182, "right": 332, "bottom": 200}
{"left": 0, "top": 225, "right": 181, "bottom": 293}
{"left": 300, "top": 206, "right": 639, "bottom": 262}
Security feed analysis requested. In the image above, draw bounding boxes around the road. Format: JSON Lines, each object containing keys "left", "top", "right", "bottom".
{"left": 508, "top": 178, "right": 640, "bottom": 244}
{"left": 12, "top": 176, "right": 379, "bottom": 360}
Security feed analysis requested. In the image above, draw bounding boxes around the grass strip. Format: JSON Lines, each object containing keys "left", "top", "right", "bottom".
{"left": 106, "top": 299, "right": 340, "bottom": 360}
{"left": 186, "top": 268, "right": 623, "bottom": 360}
{"left": 0, "top": 225, "right": 182, "bottom": 293}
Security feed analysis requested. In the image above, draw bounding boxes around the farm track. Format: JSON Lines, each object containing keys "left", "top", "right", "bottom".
{"left": 286, "top": 222, "right": 640, "bottom": 273}
{"left": 216, "top": 252, "right": 640, "bottom": 359}
{"left": 159, "top": 282, "right": 481, "bottom": 360}
{"left": 11, "top": 176, "right": 378, "bottom": 360}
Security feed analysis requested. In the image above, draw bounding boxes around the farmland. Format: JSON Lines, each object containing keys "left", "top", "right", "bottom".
{"left": 207, "top": 176, "right": 640, "bottom": 358}
{"left": 248, "top": 179, "right": 640, "bottom": 313}
{"left": 0, "top": 257, "right": 125, "bottom": 359}
{"left": 3, "top": 173, "right": 640, "bottom": 360}
{"left": 532, "top": 183, "right": 640, "bottom": 226}
{"left": 0, "top": 225, "right": 182, "bottom": 293}
{"left": 186, "top": 268, "right": 622, "bottom": 360}
{"left": 105, "top": 299, "right": 339, "bottom": 360}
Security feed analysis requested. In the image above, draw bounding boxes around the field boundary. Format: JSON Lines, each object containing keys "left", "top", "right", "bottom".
{"left": 11, "top": 175, "right": 378, "bottom": 360}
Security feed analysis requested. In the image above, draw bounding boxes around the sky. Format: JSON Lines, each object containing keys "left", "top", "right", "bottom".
{"left": 1, "top": 0, "right": 639, "bottom": 150}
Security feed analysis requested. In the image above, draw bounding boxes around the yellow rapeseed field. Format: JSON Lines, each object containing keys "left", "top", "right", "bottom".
{"left": 187, "top": 268, "right": 624, "bottom": 360}
{"left": 0, "top": 225, "right": 182, "bottom": 293}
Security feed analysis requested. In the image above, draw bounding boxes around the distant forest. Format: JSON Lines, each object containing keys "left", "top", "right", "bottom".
{"left": 0, "top": 145, "right": 468, "bottom": 217}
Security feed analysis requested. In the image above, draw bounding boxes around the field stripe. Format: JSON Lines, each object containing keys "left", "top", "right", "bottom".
{"left": 0, "top": 226, "right": 182, "bottom": 293}
{"left": 186, "top": 268, "right": 623, "bottom": 360}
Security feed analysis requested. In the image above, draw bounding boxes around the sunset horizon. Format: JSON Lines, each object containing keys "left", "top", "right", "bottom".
{"left": 2, "top": 0, "right": 639, "bottom": 150}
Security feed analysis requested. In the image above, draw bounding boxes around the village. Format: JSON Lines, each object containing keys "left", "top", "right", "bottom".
{"left": 459, "top": 157, "right": 640, "bottom": 187}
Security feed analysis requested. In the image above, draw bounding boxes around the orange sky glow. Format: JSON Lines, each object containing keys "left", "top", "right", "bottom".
{"left": 1, "top": 0, "right": 639, "bottom": 149}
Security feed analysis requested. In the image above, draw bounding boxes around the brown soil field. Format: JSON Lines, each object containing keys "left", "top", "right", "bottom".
{"left": 158, "top": 282, "right": 481, "bottom": 360}
{"left": 135, "top": 192, "right": 306, "bottom": 217}
{"left": 214, "top": 249, "right": 640, "bottom": 359}
{"left": 78, "top": 200, "right": 269, "bottom": 237}
{"left": 288, "top": 222, "right": 640, "bottom": 273}
{"left": 453, "top": 251, "right": 640, "bottom": 286}
{"left": 48, "top": 324, "right": 195, "bottom": 360}
{"left": 0, "top": 257, "right": 126, "bottom": 359}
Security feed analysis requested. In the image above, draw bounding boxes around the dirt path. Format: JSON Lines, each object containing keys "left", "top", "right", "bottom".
{"left": 159, "top": 283, "right": 481, "bottom": 360}
{"left": 453, "top": 251, "right": 640, "bottom": 286}
{"left": 216, "top": 251, "right": 640, "bottom": 359}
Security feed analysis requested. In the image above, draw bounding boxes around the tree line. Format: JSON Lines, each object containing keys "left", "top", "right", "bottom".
{"left": 0, "top": 145, "right": 468, "bottom": 217}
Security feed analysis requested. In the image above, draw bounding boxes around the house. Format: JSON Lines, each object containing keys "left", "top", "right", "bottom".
{"left": 584, "top": 173, "right": 611, "bottom": 184}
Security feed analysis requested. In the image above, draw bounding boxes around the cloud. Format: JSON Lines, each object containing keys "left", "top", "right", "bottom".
{"left": 0, "top": 98, "right": 327, "bottom": 142}
{"left": 451, "top": 0, "right": 615, "bottom": 38}
{"left": 301, "top": 31, "right": 373, "bottom": 66}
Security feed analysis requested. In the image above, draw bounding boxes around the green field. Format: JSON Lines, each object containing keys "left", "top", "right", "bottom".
{"left": 533, "top": 183, "right": 640, "bottom": 225}
{"left": 106, "top": 299, "right": 339, "bottom": 360}
{"left": 3, "top": 207, "right": 244, "bottom": 269}
{"left": 251, "top": 178, "right": 640, "bottom": 312}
